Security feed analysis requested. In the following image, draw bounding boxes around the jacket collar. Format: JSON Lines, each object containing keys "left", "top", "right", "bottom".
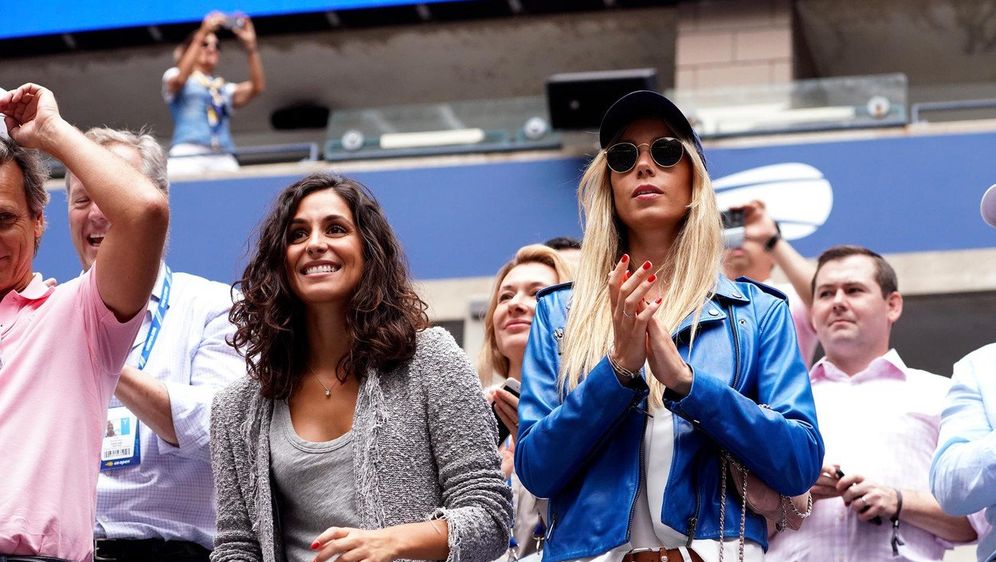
{"left": 672, "top": 275, "right": 748, "bottom": 337}
{"left": 713, "top": 275, "right": 750, "bottom": 304}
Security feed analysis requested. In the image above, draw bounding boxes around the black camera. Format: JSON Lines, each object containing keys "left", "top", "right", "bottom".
{"left": 720, "top": 209, "right": 746, "bottom": 249}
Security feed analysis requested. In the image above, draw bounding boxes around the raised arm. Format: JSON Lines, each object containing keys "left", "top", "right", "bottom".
{"left": 743, "top": 200, "right": 816, "bottom": 308}
{"left": 0, "top": 84, "right": 168, "bottom": 320}
{"left": 166, "top": 12, "right": 226, "bottom": 96}
{"left": 231, "top": 15, "right": 265, "bottom": 108}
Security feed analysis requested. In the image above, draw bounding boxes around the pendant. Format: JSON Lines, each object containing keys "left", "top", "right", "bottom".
{"left": 324, "top": 389, "right": 331, "bottom": 397}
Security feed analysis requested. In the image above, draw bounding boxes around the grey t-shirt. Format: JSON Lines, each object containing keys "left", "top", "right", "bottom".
{"left": 270, "top": 399, "right": 361, "bottom": 562}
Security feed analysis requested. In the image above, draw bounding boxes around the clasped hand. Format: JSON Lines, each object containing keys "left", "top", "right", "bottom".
{"left": 0, "top": 83, "right": 64, "bottom": 150}
{"left": 811, "top": 464, "right": 899, "bottom": 522}
{"left": 607, "top": 255, "right": 693, "bottom": 396}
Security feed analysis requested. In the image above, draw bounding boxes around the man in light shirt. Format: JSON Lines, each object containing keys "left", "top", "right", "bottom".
{"left": 0, "top": 84, "right": 169, "bottom": 561}
{"left": 929, "top": 186, "right": 996, "bottom": 562}
{"left": 64, "top": 127, "right": 244, "bottom": 562}
{"left": 767, "top": 245, "right": 976, "bottom": 562}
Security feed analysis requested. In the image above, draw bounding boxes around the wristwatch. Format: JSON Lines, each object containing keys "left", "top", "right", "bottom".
{"left": 763, "top": 221, "right": 782, "bottom": 252}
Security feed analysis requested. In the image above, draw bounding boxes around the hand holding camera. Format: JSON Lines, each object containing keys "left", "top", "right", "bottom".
{"left": 722, "top": 200, "right": 781, "bottom": 252}
{"left": 228, "top": 13, "right": 257, "bottom": 51}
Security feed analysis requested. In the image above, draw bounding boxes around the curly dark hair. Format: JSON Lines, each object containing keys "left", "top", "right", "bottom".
{"left": 230, "top": 172, "right": 429, "bottom": 399}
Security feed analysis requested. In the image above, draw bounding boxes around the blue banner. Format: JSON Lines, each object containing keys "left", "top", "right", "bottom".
{"left": 0, "top": 0, "right": 468, "bottom": 40}
{"left": 35, "top": 129, "right": 996, "bottom": 284}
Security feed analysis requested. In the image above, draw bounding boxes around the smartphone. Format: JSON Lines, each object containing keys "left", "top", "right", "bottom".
{"left": 494, "top": 378, "right": 521, "bottom": 444}
{"left": 721, "top": 208, "right": 746, "bottom": 229}
{"left": 720, "top": 208, "right": 746, "bottom": 250}
{"left": 222, "top": 14, "right": 245, "bottom": 30}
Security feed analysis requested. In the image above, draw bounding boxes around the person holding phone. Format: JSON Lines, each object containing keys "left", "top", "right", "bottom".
{"left": 766, "top": 245, "right": 977, "bottom": 562}
{"left": 163, "top": 10, "right": 265, "bottom": 176}
{"left": 478, "top": 244, "right": 572, "bottom": 559}
{"left": 514, "top": 91, "right": 824, "bottom": 562}
{"left": 211, "top": 173, "right": 511, "bottom": 562}
{"left": 721, "top": 200, "right": 818, "bottom": 366}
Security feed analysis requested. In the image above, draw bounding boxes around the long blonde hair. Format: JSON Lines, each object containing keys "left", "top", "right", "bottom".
{"left": 478, "top": 244, "right": 574, "bottom": 384}
{"left": 560, "top": 141, "right": 722, "bottom": 406}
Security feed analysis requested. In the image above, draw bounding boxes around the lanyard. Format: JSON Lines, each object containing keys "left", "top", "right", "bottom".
{"left": 192, "top": 71, "right": 228, "bottom": 149}
{"left": 137, "top": 265, "right": 171, "bottom": 370}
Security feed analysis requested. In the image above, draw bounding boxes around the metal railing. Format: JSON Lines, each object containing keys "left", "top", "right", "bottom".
{"left": 911, "top": 98, "right": 996, "bottom": 123}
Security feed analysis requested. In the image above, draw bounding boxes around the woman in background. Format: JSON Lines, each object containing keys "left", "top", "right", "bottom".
{"left": 212, "top": 172, "right": 511, "bottom": 562}
{"left": 479, "top": 244, "right": 572, "bottom": 559}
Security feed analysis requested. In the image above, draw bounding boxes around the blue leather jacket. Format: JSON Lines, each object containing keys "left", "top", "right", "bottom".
{"left": 515, "top": 276, "right": 824, "bottom": 562}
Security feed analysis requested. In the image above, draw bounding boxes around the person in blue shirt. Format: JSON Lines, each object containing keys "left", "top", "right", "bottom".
{"left": 514, "top": 91, "right": 824, "bottom": 562}
{"left": 929, "top": 186, "right": 996, "bottom": 562}
{"left": 162, "top": 11, "right": 265, "bottom": 176}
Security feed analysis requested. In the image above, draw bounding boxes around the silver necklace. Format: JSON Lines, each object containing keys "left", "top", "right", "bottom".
{"left": 314, "top": 373, "right": 333, "bottom": 398}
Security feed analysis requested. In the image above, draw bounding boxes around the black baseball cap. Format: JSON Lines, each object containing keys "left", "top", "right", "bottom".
{"left": 599, "top": 90, "right": 705, "bottom": 167}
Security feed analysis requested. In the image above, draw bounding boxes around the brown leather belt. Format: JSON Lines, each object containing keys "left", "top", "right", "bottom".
{"left": 622, "top": 547, "right": 704, "bottom": 562}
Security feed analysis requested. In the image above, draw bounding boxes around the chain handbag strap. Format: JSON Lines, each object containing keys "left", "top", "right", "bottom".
{"left": 718, "top": 453, "right": 748, "bottom": 562}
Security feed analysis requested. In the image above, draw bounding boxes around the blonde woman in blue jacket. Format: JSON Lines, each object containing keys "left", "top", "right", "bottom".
{"left": 514, "top": 91, "right": 824, "bottom": 562}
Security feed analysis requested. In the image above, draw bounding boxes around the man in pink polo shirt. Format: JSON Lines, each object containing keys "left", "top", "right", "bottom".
{"left": 0, "top": 84, "right": 169, "bottom": 562}
{"left": 767, "top": 245, "right": 976, "bottom": 562}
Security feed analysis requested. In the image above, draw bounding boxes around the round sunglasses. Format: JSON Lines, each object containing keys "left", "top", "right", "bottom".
{"left": 604, "top": 137, "right": 684, "bottom": 174}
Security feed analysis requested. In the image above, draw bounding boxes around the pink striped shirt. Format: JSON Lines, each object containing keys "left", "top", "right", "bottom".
{"left": 0, "top": 270, "right": 143, "bottom": 561}
{"left": 768, "top": 349, "right": 953, "bottom": 562}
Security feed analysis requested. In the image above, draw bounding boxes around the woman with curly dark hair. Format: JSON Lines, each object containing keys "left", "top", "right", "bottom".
{"left": 211, "top": 173, "right": 511, "bottom": 562}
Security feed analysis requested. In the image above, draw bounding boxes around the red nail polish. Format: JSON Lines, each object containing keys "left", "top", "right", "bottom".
{"left": 624, "top": 271, "right": 631, "bottom": 280}
{"left": 656, "top": 297, "right": 663, "bottom": 304}
{"left": 647, "top": 274, "right": 656, "bottom": 283}
{"left": 621, "top": 254, "right": 629, "bottom": 263}
{"left": 642, "top": 261, "right": 651, "bottom": 270}
{"left": 311, "top": 542, "right": 320, "bottom": 550}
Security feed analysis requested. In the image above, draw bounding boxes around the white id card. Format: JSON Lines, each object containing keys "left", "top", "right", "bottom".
{"left": 100, "top": 406, "right": 141, "bottom": 471}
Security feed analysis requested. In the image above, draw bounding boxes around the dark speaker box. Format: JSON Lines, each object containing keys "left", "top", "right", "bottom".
{"left": 546, "top": 68, "right": 659, "bottom": 130}
{"left": 270, "top": 103, "right": 331, "bottom": 130}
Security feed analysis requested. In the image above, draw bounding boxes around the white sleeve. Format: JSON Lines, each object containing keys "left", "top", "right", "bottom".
{"left": 162, "top": 67, "right": 180, "bottom": 103}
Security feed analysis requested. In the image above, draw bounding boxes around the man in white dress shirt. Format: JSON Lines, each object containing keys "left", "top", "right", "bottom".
{"left": 65, "top": 127, "right": 244, "bottom": 562}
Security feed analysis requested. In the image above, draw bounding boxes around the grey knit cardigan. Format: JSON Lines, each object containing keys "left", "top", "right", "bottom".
{"left": 210, "top": 327, "right": 512, "bottom": 562}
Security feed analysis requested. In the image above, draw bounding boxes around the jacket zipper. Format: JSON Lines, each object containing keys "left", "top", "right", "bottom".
{"left": 685, "top": 460, "right": 700, "bottom": 546}
{"left": 726, "top": 304, "right": 742, "bottom": 388}
{"left": 625, "top": 410, "right": 650, "bottom": 542}
{"left": 685, "top": 440, "right": 701, "bottom": 546}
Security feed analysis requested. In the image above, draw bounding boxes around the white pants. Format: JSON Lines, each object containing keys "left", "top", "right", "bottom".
{"left": 168, "top": 143, "right": 239, "bottom": 177}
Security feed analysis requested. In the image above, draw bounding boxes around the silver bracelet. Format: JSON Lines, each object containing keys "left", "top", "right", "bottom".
{"left": 607, "top": 351, "right": 642, "bottom": 381}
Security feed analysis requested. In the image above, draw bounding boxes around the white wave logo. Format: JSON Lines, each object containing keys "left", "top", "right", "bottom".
{"left": 714, "top": 163, "right": 833, "bottom": 240}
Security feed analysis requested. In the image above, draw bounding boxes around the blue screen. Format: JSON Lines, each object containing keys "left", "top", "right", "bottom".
{"left": 0, "top": 0, "right": 469, "bottom": 40}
